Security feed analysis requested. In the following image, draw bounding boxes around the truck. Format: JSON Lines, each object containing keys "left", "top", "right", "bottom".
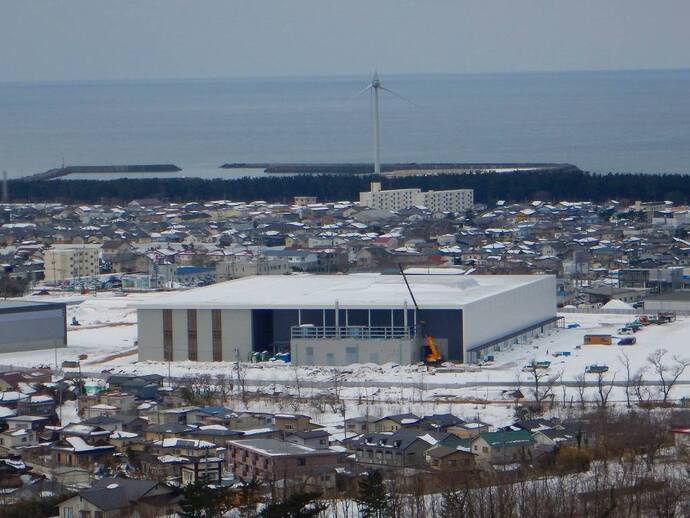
{"left": 523, "top": 360, "right": 551, "bottom": 371}
{"left": 657, "top": 312, "right": 676, "bottom": 324}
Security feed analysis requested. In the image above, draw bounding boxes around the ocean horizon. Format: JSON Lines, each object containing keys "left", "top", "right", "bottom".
{"left": 2, "top": 68, "right": 690, "bottom": 179}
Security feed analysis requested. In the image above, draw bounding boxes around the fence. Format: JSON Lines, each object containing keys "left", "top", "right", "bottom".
{"left": 559, "top": 308, "right": 690, "bottom": 316}
{"left": 290, "top": 325, "right": 416, "bottom": 340}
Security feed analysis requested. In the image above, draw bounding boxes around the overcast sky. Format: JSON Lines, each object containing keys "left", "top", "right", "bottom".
{"left": 2, "top": 0, "right": 690, "bottom": 82}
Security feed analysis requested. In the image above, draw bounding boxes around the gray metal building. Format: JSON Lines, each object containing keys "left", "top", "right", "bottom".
{"left": 0, "top": 301, "right": 67, "bottom": 353}
{"left": 133, "top": 274, "right": 557, "bottom": 365}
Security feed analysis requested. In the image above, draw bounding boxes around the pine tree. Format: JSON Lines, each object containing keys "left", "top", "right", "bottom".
{"left": 180, "top": 480, "right": 233, "bottom": 518}
{"left": 259, "top": 491, "right": 328, "bottom": 518}
{"left": 355, "top": 470, "right": 389, "bottom": 518}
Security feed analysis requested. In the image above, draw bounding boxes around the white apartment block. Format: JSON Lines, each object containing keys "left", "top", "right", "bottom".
{"left": 215, "top": 256, "right": 290, "bottom": 282}
{"left": 43, "top": 245, "right": 100, "bottom": 282}
{"left": 359, "top": 182, "right": 473, "bottom": 213}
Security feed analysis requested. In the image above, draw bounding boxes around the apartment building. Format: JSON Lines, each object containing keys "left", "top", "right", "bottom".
{"left": 43, "top": 244, "right": 100, "bottom": 282}
{"left": 227, "top": 439, "right": 341, "bottom": 490}
{"left": 215, "top": 256, "right": 290, "bottom": 282}
{"left": 359, "top": 182, "right": 473, "bottom": 213}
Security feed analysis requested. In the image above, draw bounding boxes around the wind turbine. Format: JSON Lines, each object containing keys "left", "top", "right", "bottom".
{"left": 357, "top": 72, "right": 417, "bottom": 175}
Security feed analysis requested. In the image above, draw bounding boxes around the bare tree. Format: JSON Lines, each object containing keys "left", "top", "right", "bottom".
{"left": 214, "top": 373, "right": 232, "bottom": 406}
{"left": 574, "top": 373, "right": 587, "bottom": 409}
{"left": 618, "top": 352, "right": 633, "bottom": 408}
{"left": 234, "top": 348, "right": 248, "bottom": 402}
{"left": 647, "top": 348, "right": 690, "bottom": 405}
{"left": 523, "top": 361, "right": 557, "bottom": 412}
{"left": 632, "top": 367, "right": 653, "bottom": 404}
{"left": 594, "top": 371, "right": 616, "bottom": 409}
{"left": 291, "top": 364, "right": 303, "bottom": 410}
{"left": 557, "top": 369, "right": 567, "bottom": 408}
{"left": 178, "top": 374, "right": 215, "bottom": 406}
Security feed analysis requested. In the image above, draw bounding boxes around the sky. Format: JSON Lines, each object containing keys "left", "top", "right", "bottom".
{"left": 2, "top": 0, "right": 690, "bottom": 82}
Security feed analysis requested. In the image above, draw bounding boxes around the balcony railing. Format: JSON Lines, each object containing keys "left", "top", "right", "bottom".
{"left": 291, "top": 325, "right": 416, "bottom": 340}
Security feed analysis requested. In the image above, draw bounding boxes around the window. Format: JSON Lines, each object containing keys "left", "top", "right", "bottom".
{"left": 63, "top": 507, "right": 73, "bottom": 518}
{"left": 297, "top": 457, "right": 306, "bottom": 466}
{"left": 79, "top": 512, "right": 91, "bottom": 518}
{"left": 482, "top": 447, "right": 488, "bottom": 453}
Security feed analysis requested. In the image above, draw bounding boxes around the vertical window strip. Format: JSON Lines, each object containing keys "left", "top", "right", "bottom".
{"left": 187, "top": 309, "right": 198, "bottom": 361}
{"left": 212, "top": 309, "right": 222, "bottom": 362}
{"left": 163, "top": 309, "right": 173, "bottom": 361}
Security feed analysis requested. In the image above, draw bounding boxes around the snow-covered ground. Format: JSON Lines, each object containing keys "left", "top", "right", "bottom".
{"left": 2, "top": 293, "right": 689, "bottom": 426}
{"left": 0, "top": 292, "right": 158, "bottom": 369}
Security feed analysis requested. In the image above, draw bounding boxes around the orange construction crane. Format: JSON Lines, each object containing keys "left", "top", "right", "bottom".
{"left": 398, "top": 264, "right": 444, "bottom": 365}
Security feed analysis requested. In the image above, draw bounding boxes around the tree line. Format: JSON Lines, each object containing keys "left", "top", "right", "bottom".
{"left": 7, "top": 169, "right": 690, "bottom": 205}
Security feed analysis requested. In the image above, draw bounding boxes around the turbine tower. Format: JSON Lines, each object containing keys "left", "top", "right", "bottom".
{"left": 371, "top": 72, "right": 382, "bottom": 175}
{"left": 358, "top": 72, "right": 416, "bottom": 176}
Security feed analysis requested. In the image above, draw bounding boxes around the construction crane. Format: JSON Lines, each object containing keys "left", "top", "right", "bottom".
{"left": 398, "top": 264, "right": 443, "bottom": 365}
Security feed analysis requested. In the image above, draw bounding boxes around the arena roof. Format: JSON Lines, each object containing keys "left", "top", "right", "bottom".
{"left": 132, "top": 273, "right": 552, "bottom": 310}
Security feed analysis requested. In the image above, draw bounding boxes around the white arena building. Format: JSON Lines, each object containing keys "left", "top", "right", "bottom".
{"left": 133, "top": 273, "right": 557, "bottom": 365}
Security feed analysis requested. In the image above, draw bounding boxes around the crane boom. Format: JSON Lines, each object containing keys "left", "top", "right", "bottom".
{"left": 398, "top": 263, "right": 419, "bottom": 311}
{"left": 398, "top": 264, "right": 442, "bottom": 364}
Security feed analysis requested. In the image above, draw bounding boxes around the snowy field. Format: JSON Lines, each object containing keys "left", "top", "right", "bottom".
{"left": 2, "top": 293, "right": 690, "bottom": 427}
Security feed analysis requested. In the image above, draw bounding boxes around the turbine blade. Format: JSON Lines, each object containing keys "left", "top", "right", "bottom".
{"left": 380, "top": 86, "right": 420, "bottom": 108}
{"left": 349, "top": 84, "right": 373, "bottom": 101}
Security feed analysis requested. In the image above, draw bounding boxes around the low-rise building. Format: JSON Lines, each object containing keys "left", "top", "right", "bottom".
{"left": 227, "top": 439, "right": 342, "bottom": 490}
{"left": 471, "top": 430, "right": 535, "bottom": 464}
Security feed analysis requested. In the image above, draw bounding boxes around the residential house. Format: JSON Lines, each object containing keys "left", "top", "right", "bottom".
{"left": 425, "top": 444, "right": 477, "bottom": 472}
{"left": 471, "top": 430, "right": 535, "bottom": 464}
{"left": 57, "top": 477, "right": 182, "bottom": 518}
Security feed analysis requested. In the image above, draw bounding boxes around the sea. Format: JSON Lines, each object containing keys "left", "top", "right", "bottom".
{"left": 1, "top": 69, "right": 690, "bottom": 180}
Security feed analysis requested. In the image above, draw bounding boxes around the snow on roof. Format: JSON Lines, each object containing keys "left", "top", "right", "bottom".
{"left": 110, "top": 431, "right": 138, "bottom": 439}
{"left": 63, "top": 437, "right": 112, "bottom": 452}
{"left": 158, "top": 438, "right": 215, "bottom": 449}
{"left": 418, "top": 433, "right": 439, "bottom": 445}
{"left": 131, "top": 273, "right": 551, "bottom": 310}
{"left": 241, "top": 428, "right": 275, "bottom": 436}
{"left": 157, "top": 454, "right": 189, "bottom": 463}
{"left": 0, "top": 407, "right": 16, "bottom": 418}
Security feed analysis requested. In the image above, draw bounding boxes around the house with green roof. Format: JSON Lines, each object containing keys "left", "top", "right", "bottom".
{"left": 470, "top": 429, "right": 535, "bottom": 464}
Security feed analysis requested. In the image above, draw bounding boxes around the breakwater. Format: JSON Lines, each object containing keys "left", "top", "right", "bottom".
{"left": 26, "top": 164, "right": 182, "bottom": 181}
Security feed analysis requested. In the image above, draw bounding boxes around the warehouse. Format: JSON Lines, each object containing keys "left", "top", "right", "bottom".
{"left": 134, "top": 274, "right": 556, "bottom": 365}
{"left": 0, "top": 301, "right": 67, "bottom": 353}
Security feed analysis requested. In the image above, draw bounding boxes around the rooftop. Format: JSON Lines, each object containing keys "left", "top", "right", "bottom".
{"left": 0, "top": 300, "right": 66, "bottom": 313}
{"left": 228, "top": 438, "right": 335, "bottom": 457}
{"left": 132, "top": 273, "right": 552, "bottom": 310}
